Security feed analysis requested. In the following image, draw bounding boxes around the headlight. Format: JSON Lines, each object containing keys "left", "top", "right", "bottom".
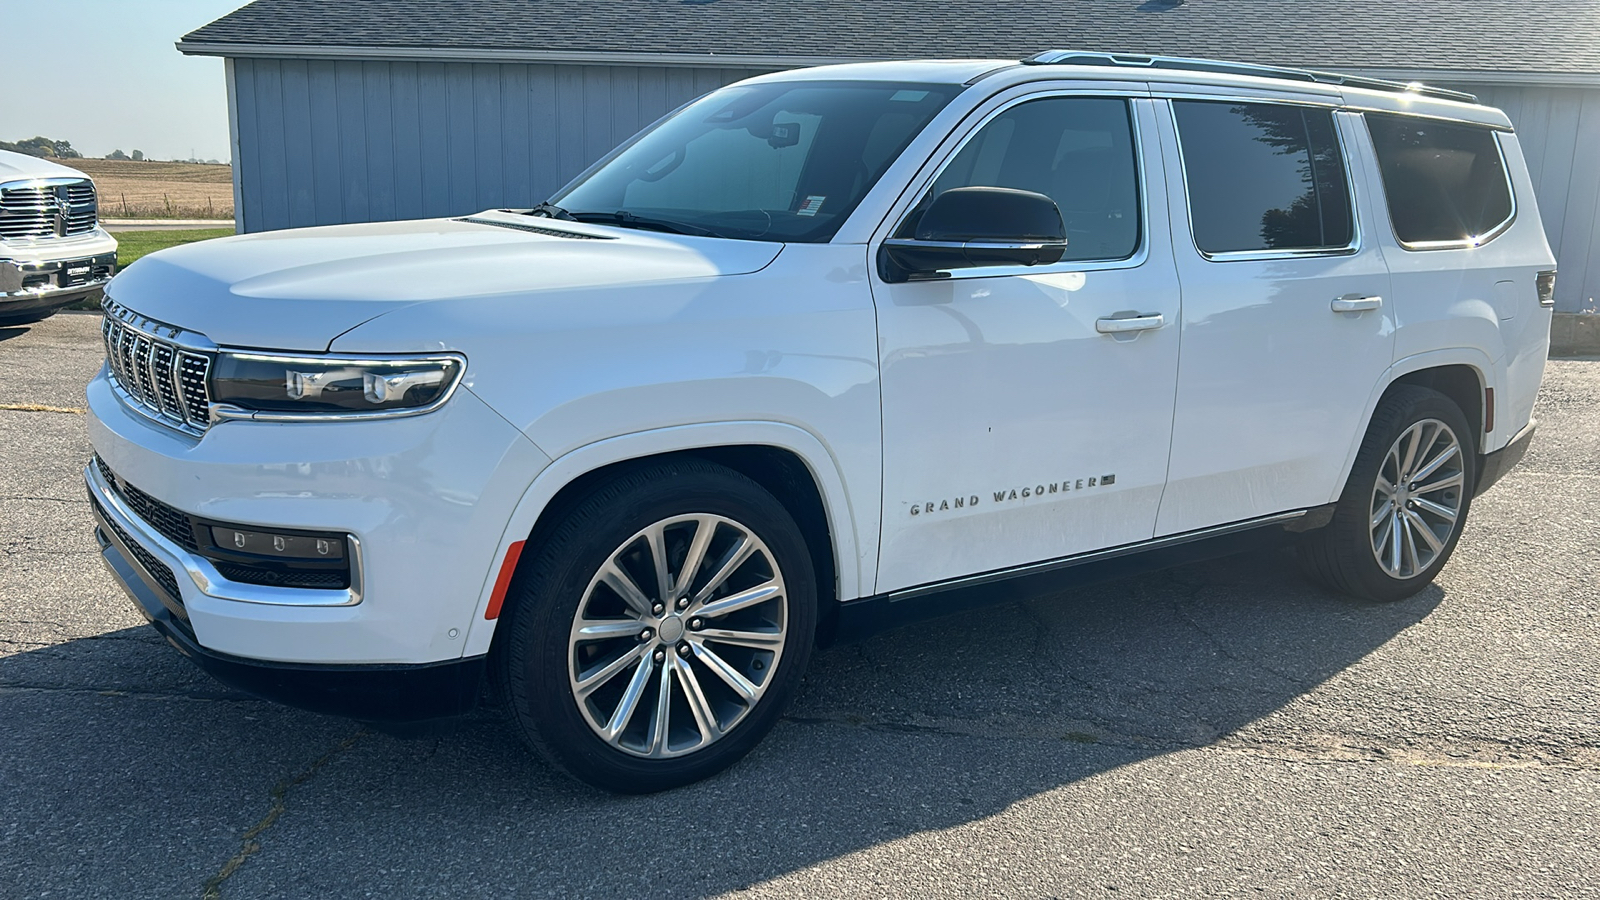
{"left": 210, "top": 352, "right": 465, "bottom": 421}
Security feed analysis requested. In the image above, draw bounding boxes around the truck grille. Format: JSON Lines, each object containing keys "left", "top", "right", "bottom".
{"left": 0, "top": 179, "right": 98, "bottom": 240}
{"left": 101, "top": 302, "right": 213, "bottom": 434}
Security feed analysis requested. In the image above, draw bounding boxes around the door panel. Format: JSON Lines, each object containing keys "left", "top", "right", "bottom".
{"left": 1154, "top": 103, "right": 1395, "bottom": 537}
{"left": 872, "top": 96, "right": 1181, "bottom": 594}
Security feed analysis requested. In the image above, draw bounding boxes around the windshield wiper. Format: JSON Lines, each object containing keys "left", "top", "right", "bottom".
{"left": 565, "top": 210, "right": 727, "bottom": 238}
{"left": 525, "top": 202, "right": 575, "bottom": 220}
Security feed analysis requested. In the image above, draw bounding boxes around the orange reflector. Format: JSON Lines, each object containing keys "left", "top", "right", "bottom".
{"left": 1484, "top": 387, "right": 1495, "bottom": 434}
{"left": 484, "top": 540, "right": 525, "bottom": 620}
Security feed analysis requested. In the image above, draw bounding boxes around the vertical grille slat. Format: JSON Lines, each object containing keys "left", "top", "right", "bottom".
{"left": 99, "top": 304, "right": 213, "bottom": 437}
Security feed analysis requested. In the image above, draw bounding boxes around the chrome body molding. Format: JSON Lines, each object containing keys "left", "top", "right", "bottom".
{"left": 85, "top": 461, "right": 365, "bottom": 607}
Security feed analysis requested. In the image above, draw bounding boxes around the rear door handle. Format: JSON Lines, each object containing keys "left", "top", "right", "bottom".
{"left": 1331, "top": 294, "right": 1383, "bottom": 312}
{"left": 1095, "top": 313, "right": 1165, "bottom": 334}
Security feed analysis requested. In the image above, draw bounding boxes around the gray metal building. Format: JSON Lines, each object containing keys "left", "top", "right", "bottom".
{"left": 180, "top": 0, "right": 1600, "bottom": 314}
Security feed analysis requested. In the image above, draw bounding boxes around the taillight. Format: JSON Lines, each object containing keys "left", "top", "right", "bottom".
{"left": 1536, "top": 270, "right": 1557, "bottom": 308}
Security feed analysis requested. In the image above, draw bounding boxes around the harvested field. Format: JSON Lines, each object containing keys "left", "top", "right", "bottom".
{"left": 69, "top": 159, "right": 233, "bottom": 219}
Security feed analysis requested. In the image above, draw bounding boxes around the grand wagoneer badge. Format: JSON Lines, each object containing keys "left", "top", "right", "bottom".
{"left": 909, "top": 473, "right": 1116, "bottom": 516}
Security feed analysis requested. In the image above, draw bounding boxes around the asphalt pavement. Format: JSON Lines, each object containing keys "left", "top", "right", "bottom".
{"left": 1, "top": 311, "right": 1595, "bottom": 899}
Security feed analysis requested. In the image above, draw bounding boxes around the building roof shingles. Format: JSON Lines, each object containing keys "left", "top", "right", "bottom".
{"left": 181, "top": 0, "right": 1600, "bottom": 75}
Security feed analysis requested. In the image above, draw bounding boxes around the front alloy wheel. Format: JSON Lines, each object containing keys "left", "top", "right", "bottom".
{"left": 569, "top": 514, "right": 789, "bottom": 758}
{"left": 495, "top": 460, "right": 816, "bottom": 793}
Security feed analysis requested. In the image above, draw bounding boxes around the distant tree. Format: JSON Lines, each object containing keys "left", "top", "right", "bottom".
{"left": 4, "top": 136, "right": 83, "bottom": 158}
{"left": 107, "top": 149, "right": 130, "bottom": 160}
{"left": 131, "top": 149, "right": 145, "bottom": 161}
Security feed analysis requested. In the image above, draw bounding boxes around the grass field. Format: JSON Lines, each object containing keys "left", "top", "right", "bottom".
{"left": 64, "top": 227, "right": 236, "bottom": 309}
{"left": 70, "top": 159, "right": 233, "bottom": 219}
{"left": 114, "top": 228, "right": 235, "bottom": 269}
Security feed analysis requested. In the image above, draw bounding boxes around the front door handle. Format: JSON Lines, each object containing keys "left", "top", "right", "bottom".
{"left": 1095, "top": 313, "right": 1165, "bottom": 334}
{"left": 1331, "top": 294, "right": 1383, "bottom": 312}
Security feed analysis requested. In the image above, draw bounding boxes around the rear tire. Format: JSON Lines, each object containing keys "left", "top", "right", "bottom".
{"left": 493, "top": 459, "right": 816, "bottom": 793}
{"left": 1298, "top": 385, "right": 1476, "bottom": 602}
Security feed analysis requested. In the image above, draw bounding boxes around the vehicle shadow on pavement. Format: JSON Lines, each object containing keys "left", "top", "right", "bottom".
{"left": 0, "top": 546, "right": 1443, "bottom": 898}
{"left": 0, "top": 326, "right": 32, "bottom": 343}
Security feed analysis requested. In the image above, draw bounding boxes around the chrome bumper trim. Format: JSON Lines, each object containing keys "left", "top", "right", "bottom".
{"left": 83, "top": 462, "right": 364, "bottom": 607}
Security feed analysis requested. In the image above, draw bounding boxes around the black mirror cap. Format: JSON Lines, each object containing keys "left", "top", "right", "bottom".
{"left": 915, "top": 186, "right": 1066, "bottom": 243}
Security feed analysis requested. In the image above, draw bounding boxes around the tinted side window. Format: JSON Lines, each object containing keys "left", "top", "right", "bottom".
{"left": 1365, "top": 113, "right": 1513, "bottom": 245}
{"left": 1173, "top": 101, "right": 1354, "bottom": 255}
{"left": 906, "top": 97, "right": 1141, "bottom": 262}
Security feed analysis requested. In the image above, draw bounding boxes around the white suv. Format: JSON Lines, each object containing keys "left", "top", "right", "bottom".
{"left": 84, "top": 52, "right": 1554, "bottom": 792}
{"left": 0, "top": 149, "right": 117, "bottom": 325}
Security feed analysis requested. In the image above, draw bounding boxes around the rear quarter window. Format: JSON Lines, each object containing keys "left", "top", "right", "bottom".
{"left": 1365, "top": 113, "right": 1514, "bottom": 246}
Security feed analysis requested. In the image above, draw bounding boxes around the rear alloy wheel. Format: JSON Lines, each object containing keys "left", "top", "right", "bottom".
{"left": 495, "top": 460, "right": 816, "bottom": 793}
{"left": 1368, "top": 418, "right": 1466, "bottom": 579}
{"left": 1298, "top": 385, "right": 1476, "bottom": 601}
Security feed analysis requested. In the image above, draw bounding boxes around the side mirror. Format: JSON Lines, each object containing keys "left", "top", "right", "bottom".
{"left": 879, "top": 186, "right": 1068, "bottom": 283}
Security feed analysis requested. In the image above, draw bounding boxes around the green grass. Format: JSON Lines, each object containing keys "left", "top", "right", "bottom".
{"left": 115, "top": 227, "right": 236, "bottom": 270}
{"left": 64, "top": 227, "right": 237, "bottom": 310}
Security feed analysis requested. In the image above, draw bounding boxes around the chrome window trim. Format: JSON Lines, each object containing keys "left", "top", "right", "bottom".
{"left": 209, "top": 350, "right": 468, "bottom": 424}
{"left": 1361, "top": 112, "right": 1519, "bottom": 253}
{"left": 86, "top": 461, "right": 365, "bottom": 608}
{"left": 881, "top": 89, "right": 1153, "bottom": 280}
{"left": 1167, "top": 98, "right": 1364, "bottom": 263}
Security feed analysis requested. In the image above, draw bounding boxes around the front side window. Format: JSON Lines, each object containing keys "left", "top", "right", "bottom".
{"left": 1173, "top": 100, "right": 1354, "bottom": 255}
{"left": 899, "top": 97, "right": 1142, "bottom": 262}
{"left": 1365, "top": 112, "right": 1514, "bottom": 246}
{"left": 552, "top": 81, "right": 960, "bottom": 243}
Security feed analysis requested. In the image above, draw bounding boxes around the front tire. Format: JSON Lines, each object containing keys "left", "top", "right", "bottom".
{"left": 494, "top": 460, "right": 817, "bottom": 793}
{"left": 1299, "top": 385, "right": 1476, "bottom": 602}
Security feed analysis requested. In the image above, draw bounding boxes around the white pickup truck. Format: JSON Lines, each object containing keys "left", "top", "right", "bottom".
{"left": 0, "top": 149, "right": 117, "bottom": 325}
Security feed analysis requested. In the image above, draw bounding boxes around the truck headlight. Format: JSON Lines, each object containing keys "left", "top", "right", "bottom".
{"left": 210, "top": 352, "right": 465, "bottom": 420}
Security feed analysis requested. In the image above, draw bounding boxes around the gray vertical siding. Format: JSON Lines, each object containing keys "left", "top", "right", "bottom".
{"left": 1453, "top": 83, "right": 1600, "bottom": 313}
{"left": 226, "top": 58, "right": 1600, "bottom": 313}
{"left": 230, "top": 57, "right": 767, "bottom": 234}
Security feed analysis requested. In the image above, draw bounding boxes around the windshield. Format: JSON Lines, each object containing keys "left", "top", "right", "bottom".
{"left": 550, "top": 80, "right": 961, "bottom": 243}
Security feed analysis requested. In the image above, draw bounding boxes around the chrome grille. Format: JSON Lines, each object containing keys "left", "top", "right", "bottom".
{"left": 101, "top": 303, "right": 213, "bottom": 434}
{"left": 0, "top": 179, "right": 98, "bottom": 240}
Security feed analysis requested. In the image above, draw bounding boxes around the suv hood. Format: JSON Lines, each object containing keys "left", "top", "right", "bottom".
{"left": 105, "top": 212, "right": 784, "bottom": 352}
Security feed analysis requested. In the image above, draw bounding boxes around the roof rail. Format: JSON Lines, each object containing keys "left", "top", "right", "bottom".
{"left": 1022, "top": 50, "right": 1479, "bottom": 105}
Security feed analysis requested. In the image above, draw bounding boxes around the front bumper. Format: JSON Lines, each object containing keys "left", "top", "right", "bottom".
{"left": 85, "top": 367, "right": 549, "bottom": 666}
{"left": 94, "top": 520, "right": 485, "bottom": 721}
{"left": 1, "top": 248, "right": 117, "bottom": 317}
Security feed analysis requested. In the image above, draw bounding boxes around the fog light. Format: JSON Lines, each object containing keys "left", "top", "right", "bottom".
{"left": 209, "top": 527, "right": 345, "bottom": 560}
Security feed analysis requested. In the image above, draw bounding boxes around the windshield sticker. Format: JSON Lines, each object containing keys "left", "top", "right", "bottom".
{"left": 891, "top": 90, "right": 930, "bottom": 102}
{"left": 797, "top": 195, "right": 826, "bottom": 217}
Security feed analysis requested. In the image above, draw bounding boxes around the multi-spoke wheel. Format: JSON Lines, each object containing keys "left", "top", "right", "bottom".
{"left": 1299, "top": 385, "right": 1476, "bottom": 601}
{"left": 569, "top": 514, "right": 789, "bottom": 759}
{"left": 1368, "top": 419, "right": 1465, "bottom": 579}
{"left": 493, "top": 460, "right": 816, "bottom": 793}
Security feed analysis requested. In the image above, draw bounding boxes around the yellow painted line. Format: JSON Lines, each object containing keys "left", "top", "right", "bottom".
{"left": 0, "top": 403, "right": 86, "bottom": 414}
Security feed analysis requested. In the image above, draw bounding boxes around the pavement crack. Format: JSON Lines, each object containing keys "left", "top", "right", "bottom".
{"left": 201, "top": 728, "right": 368, "bottom": 900}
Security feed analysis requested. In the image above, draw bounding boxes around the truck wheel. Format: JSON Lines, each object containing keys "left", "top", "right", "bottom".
{"left": 494, "top": 459, "right": 816, "bottom": 793}
{"left": 1298, "top": 385, "right": 1476, "bottom": 602}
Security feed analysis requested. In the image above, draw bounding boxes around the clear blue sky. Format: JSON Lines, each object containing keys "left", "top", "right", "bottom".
{"left": 1, "top": 0, "right": 247, "bottom": 161}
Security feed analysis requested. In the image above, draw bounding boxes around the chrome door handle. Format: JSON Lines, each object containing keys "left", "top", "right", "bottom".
{"left": 1095, "top": 313, "right": 1165, "bottom": 334}
{"left": 1331, "top": 294, "right": 1383, "bottom": 312}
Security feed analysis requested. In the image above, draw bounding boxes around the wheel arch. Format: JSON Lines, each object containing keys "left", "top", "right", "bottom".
{"left": 1332, "top": 349, "right": 1496, "bottom": 503}
{"left": 461, "top": 422, "right": 861, "bottom": 658}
